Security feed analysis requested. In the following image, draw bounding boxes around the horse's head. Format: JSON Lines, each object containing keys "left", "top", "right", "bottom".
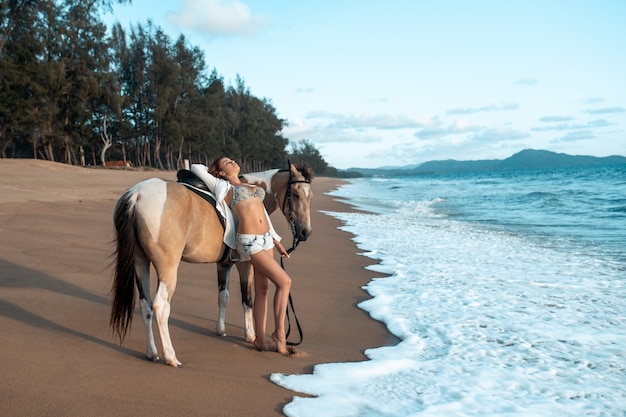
{"left": 282, "top": 162, "right": 314, "bottom": 242}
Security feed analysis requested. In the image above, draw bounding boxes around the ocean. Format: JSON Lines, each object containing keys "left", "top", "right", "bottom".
{"left": 271, "top": 164, "right": 626, "bottom": 417}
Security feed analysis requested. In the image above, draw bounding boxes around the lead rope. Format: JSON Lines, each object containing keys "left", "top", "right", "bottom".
{"left": 281, "top": 242, "right": 303, "bottom": 346}
{"left": 280, "top": 169, "right": 306, "bottom": 347}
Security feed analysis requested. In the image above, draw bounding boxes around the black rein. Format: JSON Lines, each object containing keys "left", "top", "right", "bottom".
{"left": 279, "top": 167, "right": 310, "bottom": 347}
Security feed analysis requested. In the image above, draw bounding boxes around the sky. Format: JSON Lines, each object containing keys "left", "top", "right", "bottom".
{"left": 104, "top": 0, "right": 625, "bottom": 169}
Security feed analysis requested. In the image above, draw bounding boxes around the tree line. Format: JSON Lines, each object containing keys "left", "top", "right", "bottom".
{"left": 0, "top": 0, "right": 337, "bottom": 174}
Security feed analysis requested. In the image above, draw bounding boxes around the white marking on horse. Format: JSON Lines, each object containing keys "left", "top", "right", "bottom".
{"left": 138, "top": 298, "right": 159, "bottom": 361}
{"left": 242, "top": 169, "right": 279, "bottom": 193}
{"left": 133, "top": 178, "right": 167, "bottom": 242}
{"left": 153, "top": 284, "right": 181, "bottom": 366}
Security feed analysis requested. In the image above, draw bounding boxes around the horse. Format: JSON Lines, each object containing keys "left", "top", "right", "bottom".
{"left": 110, "top": 163, "right": 313, "bottom": 367}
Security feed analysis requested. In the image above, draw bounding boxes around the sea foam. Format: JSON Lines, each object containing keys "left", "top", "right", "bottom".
{"left": 273, "top": 167, "right": 626, "bottom": 416}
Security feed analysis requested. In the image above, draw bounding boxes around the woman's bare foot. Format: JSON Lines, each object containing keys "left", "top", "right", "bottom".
{"left": 253, "top": 337, "right": 269, "bottom": 351}
{"left": 271, "top": 331, "right": 288, "bottom": 355}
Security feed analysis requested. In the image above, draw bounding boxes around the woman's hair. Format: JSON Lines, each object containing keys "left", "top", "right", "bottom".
{"left": 208, "top": 156, "right": 227, "bottom": 178}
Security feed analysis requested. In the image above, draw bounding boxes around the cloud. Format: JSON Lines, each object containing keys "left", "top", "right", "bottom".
{"left": 587, "top": 119, "right": 615, "bottom": 128}
{"left": 449, "top": 119, "right": 480, "bottom": 133}
{"left": 470, "top": 127, "right": 530, "bottom": 143}
{"left": 168, "top": 0, "right": 268, "bottom": 36}
{"left": 582, "top": 106, "right": 626, "bottom": 115}
{"left": 539, "top": 116, "right": 576, "bottom": 123}
{"left": 305, "top": 111, "right": 437, "bottom": 130}
{"left": 532, "top": 119, "right": 613, "bottom": 132}
{"left": 283, "top": 117, "right": 384, "bottom": 144}
{"left": 579, "top": 97, "right": 604, "bottom": 105}
{"left": 295, "top": 87, "right": 315, "bottom": 94}
{"left": 445, "top": 102, "right": 520, "bottom": 115}
{"left": 285, "top": 111, "right": 442, "bottom": 148}
{"left": 414, "top": 119, "right": 481, "bottom": 139}
{"left": 553, "top": 130, "right": 596, "bottom": 143}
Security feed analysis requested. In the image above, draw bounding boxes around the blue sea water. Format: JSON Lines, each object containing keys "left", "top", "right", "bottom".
{"left": 272, "top": 164, "right": 626, "bottom": 417}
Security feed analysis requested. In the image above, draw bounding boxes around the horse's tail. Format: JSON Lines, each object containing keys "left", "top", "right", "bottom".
{"left": 110, "top": 188, "right": 139, "bottom": 343}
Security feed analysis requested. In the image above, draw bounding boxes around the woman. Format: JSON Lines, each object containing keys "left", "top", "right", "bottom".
{"left": 191, "top": 158, "right": 292, "bottom": 354}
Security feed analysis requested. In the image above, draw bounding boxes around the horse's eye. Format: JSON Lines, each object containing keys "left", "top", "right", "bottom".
{"left": 293, "top": 193, "right": 300, "bottom": 200}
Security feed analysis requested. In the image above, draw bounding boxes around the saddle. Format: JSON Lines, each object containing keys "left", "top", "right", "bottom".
{"left": 176, "top": 169, "right": 224, "bottom": 229}
{"left": 177, "top": 169, "right": 209, "bottom": 191}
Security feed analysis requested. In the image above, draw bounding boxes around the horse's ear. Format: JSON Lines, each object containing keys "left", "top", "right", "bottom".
{"left": 288, "top": 160, "right": 298, "bottom": 176}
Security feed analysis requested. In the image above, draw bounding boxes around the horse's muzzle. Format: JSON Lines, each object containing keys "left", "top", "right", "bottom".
{"left": 296, "top": 227, "right": 312, "bottom": 242}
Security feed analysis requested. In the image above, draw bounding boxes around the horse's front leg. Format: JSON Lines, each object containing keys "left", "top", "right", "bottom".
{"left": 216, "top": 262, "right": 233, "bottom": 337}
{"left": 236, "top": 261, "right": 255, "bottom": 343}
{"left": 153, "top": 272, "right": 182, "bottom": 367}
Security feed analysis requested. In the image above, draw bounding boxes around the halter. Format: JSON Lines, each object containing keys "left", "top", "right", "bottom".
{"left": 279, "top": 168, "right": 311, "bottom": 253}
{"left": 278, "top": 165, "right": 310, "bottom": 347}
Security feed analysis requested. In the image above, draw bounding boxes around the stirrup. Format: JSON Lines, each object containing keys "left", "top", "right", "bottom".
{"left": 229, "top": 249, "right": 241, "bottom": 262}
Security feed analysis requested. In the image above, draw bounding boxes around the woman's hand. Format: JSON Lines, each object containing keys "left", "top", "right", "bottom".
{"left": 274, "top": 240, "right": 290, "bottom": 258}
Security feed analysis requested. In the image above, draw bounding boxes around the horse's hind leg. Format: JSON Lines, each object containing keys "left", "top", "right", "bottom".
{"left": 135, "top": 252, "right": 159, "bottom": 362}
{"left": 216, "top": 262, "right": 232, "bottom": 337}
{"left": 152, "top": 267, "right": 182, "bottom": 367}
{"left": 236, "top": 262, "right": 255, "bottom": 343}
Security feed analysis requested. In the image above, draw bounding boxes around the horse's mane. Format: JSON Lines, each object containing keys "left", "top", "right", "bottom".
{"left": 294, "top": 163, "right": 314, "bottom": 182}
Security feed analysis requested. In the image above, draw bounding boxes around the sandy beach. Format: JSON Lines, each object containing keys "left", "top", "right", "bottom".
{"left": 0, "top": 159, "right": 394, "bottom": 416}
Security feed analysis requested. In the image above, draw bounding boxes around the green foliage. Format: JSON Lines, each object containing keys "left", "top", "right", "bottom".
{"left": 0, "top": 0, "right": 308, "bottom": 171}
{"left": 287, "top": 139, "right": 330, "bottom": 176}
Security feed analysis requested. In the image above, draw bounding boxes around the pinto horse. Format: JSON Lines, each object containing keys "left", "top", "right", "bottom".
{"left": 110, "top": 163, "right": 313, "bottom": 366}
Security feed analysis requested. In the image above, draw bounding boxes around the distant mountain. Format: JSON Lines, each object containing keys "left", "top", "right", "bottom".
{"left": 346, "top": 149, "right": 626, "bottom": 176}
{"left": 498, "top": 149, "right": 626, "bottom": 170}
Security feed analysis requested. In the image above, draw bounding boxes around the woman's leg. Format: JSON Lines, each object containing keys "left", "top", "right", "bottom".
{"left": 252, "top": 271, "right": 269, "bottom": 351}
{"left": 250, "top": 248, "right": 291, "bottom": 354}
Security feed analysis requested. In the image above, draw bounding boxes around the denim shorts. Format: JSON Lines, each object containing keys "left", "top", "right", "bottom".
{"left": 236, "top": 231, "right": 274, "bottom": 261}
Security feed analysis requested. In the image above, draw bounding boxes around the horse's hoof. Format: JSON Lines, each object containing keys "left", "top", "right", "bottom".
{"left": 166, "top": 359, "right": 183, "bottom": 367}
{"left": 146, "top": 354, "right": 160, "bottom": 362}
